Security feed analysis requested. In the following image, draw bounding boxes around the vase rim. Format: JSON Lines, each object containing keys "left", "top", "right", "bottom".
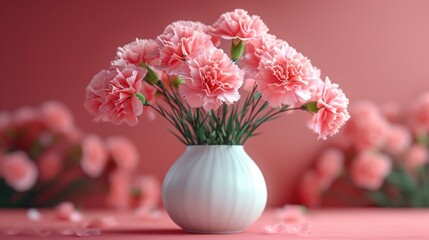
{"left": 185, "top": 145, "right": 244, "bottom": 147}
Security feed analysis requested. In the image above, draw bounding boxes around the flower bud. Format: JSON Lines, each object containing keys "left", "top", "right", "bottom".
{"left": 144, "top": 66, "right": 159, "bottom": 84}
{"left": 231, "top": 39, "right": 245, "bottom": 61}
{"left": 171, "top": 76, "right": 185, "bottom": 88}
{"left": 302, "top": 101, "right": 319, "bottom": 113}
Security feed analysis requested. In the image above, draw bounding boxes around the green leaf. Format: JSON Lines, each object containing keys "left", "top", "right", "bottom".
{"left": 369, "top": 191, "right": 390, "bottom": 207}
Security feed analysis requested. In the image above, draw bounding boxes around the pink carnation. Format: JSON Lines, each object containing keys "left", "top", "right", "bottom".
{"left": 115, "top": 39, "right": 160, "bottom": 66}
{"left": 385, "top": 124, "right": 412, "bottom": 154}
{"left": 100, "top": 65, "right": 147, "bottom": 126}
{"left": 404, "top": 144, "right": 429, "bottom": 170}
{"left": 344, "top": 101, "right": 390, "bottom": 151}
{"left": 241, "top": 34, "right": 281, "bottom": 79}
{"left": 179, "top": 48, "right": 244, "bottom": 111}
{"left": 308, "top": 78, "right": 350, "bottom": 140}
{"left": 350, "top": 151, "right": 391, "bottom": 190}
{"left": 210, "top": 9, "right": 268, "bottom": 40}
{"left": 157, "top": 21, "right": 214, "bottom": 76}
{"left": 80, "top": 135, "right": 108, "bottom": 178}
{"left": 39, "top": 101, "right": 74, "bottom": 133}
{"left": 85, "top": 69, "right": 116, "bottom": 122}
{"left": 256, "top": 44, "right": 319, "bottom": 107}
{"left": 410, "top": 92, "right": 429, "bottom": 134}
{"left": 315, "top": 148, "right": 344, "bottom": 189}
{"left": 105, "top": 136, "right": 138, "bottom": 172}
{"left": 37, "top": 150, "right": 63, "bottom": 182}
{"left": 2, "top": 151, "right": 38, "bottom": 192}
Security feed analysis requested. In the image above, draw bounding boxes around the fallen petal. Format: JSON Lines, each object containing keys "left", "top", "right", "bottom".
{"left": 61, "top": 227, "right": 101, "bottom": 237}
{"left": 264, "top": 221, "right": 312, "bottom": 236}
{"left": 87, "top": 216, "right": 118, "bottom": 228}
{"left": 70, "top": 211, "right": 83, "bottom": 223}
{"left": 264, "top": 222, "right": 288, "bottom": 234}
{"left": 5, "top": 228, "right": 51, "bottom": 237}
{"left": 27, "top": 208, "right": 42, "bottom": 221}
{"left": 55, "top": 202, "right": 75, "bottom": 221}
{"left": 275, "top": 204, "right": 307, "bottom": 223}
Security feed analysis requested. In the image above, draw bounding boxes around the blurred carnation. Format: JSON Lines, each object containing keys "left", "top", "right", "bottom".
{"left": 106, "top": 136, "right": 138, "bottom": 172}
{"left": 344, "top": 101, "right": 390, "bottom": 151}
{"left": 385, "top": 124, "right": 412, "bottom": 154}
{"left": 2, "top": 151, "right": 38, "bottom": 192}
{"left": 81, "top": 135, "right": 108, "bottom": 178}
{"left": 0, "top": 101, "right": 159, "bottom": 209}
{"left": 410, "top": 92, "right": 429, "bottom": 134}
{"left": 350, "top": 151, "right": 391, "bottom": 190}
{"left": 315, "top": 148, "right": 344, "bottom": 189}
{"left": 300, "top": 95, "right": 429, "bottom": 208}
{"left": 37, "top": 150, "right": 63, "bottom": 182}
{"left": 40, "top": 101, "right": 74, "bottom": 134}
{"left": 404, "top": 144, "right": 429, "bottom": 170}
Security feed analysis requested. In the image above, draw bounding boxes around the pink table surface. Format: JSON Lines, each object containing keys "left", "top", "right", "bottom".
{"left": 0, "top": 208, "right": 428, "bottom": 239}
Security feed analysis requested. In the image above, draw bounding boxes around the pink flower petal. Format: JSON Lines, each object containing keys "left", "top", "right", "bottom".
{"left": 56, "top": 202, "right": 75, "bottom": 220}
{"left": 264, "top": 222, "right": 288, "bottom": 234}
{"left": 70, "top": 211, "right": 83, "bottom": 223}
{"left": 275, "top": 204, "right": 307, "bottom": 223}
{"left": 264, "top": 221, "right": 312, "bottom": 236}
{"left": 179, "top": 48, "right": 244, "bottom": 111}
{"left": 134, "top": 207, "right": 161, "bottom": 219}
{"left": 61, "top": 227, "right": 101, "bottom": 237}
{"left": 86, "top": 216, "right": 118, "bottom": 229}
{"left": 5, "top": 228, "right": 52, "bottom": 237}
{"left": 27, "top": 208, "right": 42, "bottom": 221}
{"left": 210, "top": 9, "right": 269, "bottom": 40}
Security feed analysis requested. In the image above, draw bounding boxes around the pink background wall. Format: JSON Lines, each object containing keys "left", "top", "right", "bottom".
{"left": 1, "top": 0, "right": 429, "bottom": 206}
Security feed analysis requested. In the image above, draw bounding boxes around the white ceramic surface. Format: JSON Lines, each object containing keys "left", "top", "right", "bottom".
{"left": 162, "top": 145, "right": 267, "bottom": 233}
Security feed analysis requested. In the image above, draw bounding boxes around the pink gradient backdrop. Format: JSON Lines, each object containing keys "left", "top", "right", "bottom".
{"left": 1, "top": 0, "right": 429, "bottom": 206}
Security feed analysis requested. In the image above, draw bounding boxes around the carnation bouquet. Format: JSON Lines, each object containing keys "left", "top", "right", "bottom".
{"left": 85, "top": 9, "right": 350, "bottom": 144}
{"left": 0, "top": 101, "right": 159, "bottom": 211}
{"left": 299, "top": 93, "right": 429, "bottom": 208}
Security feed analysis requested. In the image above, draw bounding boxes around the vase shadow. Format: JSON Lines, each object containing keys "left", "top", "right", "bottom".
{"left": 104, "top": 229, "right": 187, "bottom": 235}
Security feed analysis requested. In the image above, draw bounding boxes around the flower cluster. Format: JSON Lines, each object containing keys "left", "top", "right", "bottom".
{"left": 299, "top": 92, "right": 429, "bottom": 207}
{"left": 0, "top": 101, "right": 159, "bottom": 211}
{"left": 85, "top": 9, "right": 350, "bottom": 144}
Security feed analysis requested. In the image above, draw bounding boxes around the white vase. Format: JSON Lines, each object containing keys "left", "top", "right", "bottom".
{"left": 162, "top": 145, "right": 267, "bottom": 233}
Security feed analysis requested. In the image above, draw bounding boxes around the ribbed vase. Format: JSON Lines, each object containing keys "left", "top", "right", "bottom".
{"left": 162, "top": 145, "right": 267, "bottom": 233}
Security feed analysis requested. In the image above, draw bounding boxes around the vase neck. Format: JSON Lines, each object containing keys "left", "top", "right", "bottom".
{"left": 185, "top": 145, "right": 244, "bottom": 150}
